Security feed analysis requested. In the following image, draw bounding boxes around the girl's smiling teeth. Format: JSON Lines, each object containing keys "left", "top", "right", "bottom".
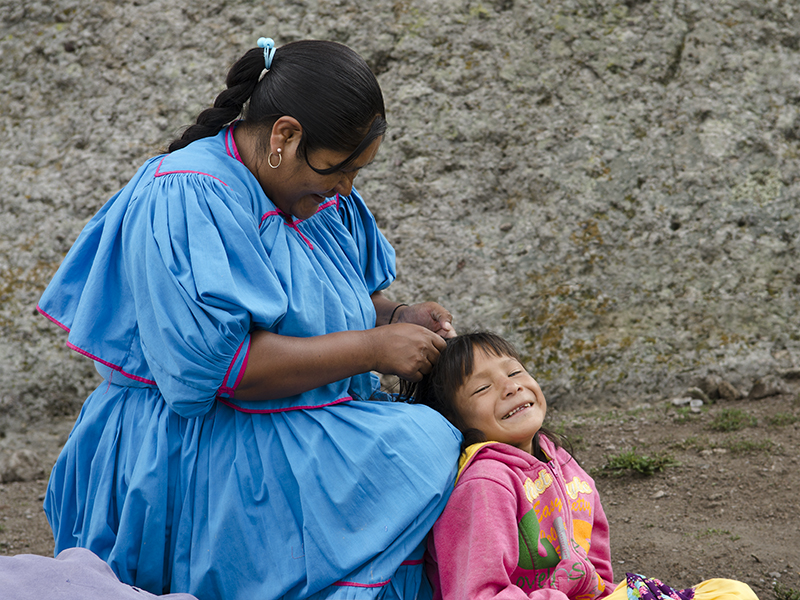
{"left": 501, "top": 402, "right": 532, "bottom": 420}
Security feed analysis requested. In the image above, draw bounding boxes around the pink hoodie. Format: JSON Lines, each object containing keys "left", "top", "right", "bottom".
{"left": 425, "top": 437, "right": 614, "bottom": 600}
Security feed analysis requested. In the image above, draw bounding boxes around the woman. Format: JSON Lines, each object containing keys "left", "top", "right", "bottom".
{"left": 37, "top": 38, "right": 462, "bottom": 600}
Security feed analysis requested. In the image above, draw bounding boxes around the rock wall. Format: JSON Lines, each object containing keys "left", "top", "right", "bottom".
{"left": 1, "top": 0, "right": 799, "bottom": 444}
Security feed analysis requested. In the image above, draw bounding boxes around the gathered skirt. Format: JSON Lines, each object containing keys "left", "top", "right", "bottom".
{"left": 44, "top": 379, "right": 461, "bottom": 600}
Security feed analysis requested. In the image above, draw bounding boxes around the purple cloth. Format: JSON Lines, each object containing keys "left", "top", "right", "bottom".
{"left": 626, "top": 573, "right": 695, "bottom": 600}
{"left": 0, "top": 548, "right": 198, "bottom": 599}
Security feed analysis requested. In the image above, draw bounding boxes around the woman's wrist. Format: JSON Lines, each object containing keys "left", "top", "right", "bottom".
{"left": 236, "top": 329, "right": 378, "bottom": 401}
{"left": 389, "top": 303, "right": 408, "bottom": 324}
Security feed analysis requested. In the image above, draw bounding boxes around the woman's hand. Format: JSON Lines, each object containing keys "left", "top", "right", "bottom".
{"left": 235, "top": 296, "right": 455, "bottom": 400}
{"left": 367, "top": 323, "right": 448, "bottom": 381}
{"left": 236, "top": 323, "right": 448, "bottom": 401}
{"left": 393, "top": 302, "right": 456, "bottom": 339}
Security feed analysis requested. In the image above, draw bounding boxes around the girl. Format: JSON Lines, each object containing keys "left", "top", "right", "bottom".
{"left": 406, "top": 332, "right": 757, "bottom": 600}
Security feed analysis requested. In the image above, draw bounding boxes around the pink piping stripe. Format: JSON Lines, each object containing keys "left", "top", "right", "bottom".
{"left": 215, "top": 396, "right": 353, "bottom": 414}
{"left": 259, "top": 194, "right": 340, "bottom": 225}
{"left": 233, "top": 340, "right": 250, "bottom": 390}
{"left": 260, "top": 209, "right": 282, "bottom": 225}
{"left": 332, "top": 580, "right": 390, "bottom": 589}
{"left": 154, "top": 157, "right": 229, "bottom": 186}
{"left": 259, "top": 210, "right": 315, "bottom": 250}
{"left": 65, "top": 342, "right": 157, "bottom": 385}
{"left": 220, "top": 340, "right": 243, "bottom": 388}
{"left": 218, "top": 337, "right": 251, "bottom": 397}
{"left": 332, "top": 557, "right": 421, "bottom": 588}
{"left": 37, "top": 306, "right": 70, "bottom": 332}
{"left": 317, "top": 199, "right": 337, "bottom": 211}
{"left": 225, "top": 126, "right": 242, "bottom": 162}
{"left": 38, "top": 307, "right": 157, "bottom": 385}
{"left": 258, "top": 193, "right": 340, "bottom": 249}
{"left": 286, "top": 221, "right": 314, "bottom": 250}
{"left": 224, "top": 128, "right": 233, "bottom": 159}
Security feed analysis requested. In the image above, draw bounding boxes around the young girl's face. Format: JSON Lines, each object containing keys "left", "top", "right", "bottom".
{"left": 454, "top": 349, "right": 547, "bottom": 455}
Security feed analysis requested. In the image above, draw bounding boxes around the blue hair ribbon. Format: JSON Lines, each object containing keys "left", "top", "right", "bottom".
{"left": 257, "top": 37, "right": 276, "bottom": 70}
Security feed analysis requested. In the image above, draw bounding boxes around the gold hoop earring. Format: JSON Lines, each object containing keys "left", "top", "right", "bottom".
{"left": 268, "top": 149, "right": 282, "bottom": 169}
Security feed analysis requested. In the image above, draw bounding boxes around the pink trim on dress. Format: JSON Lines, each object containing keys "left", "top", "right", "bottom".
{"left": 36, "top": 306, "right": 70, "bottom": 332}
{"left": 401, "top": 559, "right": 423, "bottom": 566}
{"left": 225, "top": 125, "right": 243, "bottom": 162}
{"left": 259, "top": 193, "right": 341, "bottom": 250}
{"left": 38, "top": 307, "right": 156, "bottom": 385}
{"left": 154, "top": 157, "right": 229, "bottom": 186}
{"left": 259, "top": 210, "right": 315, "bottom": 250}
{"left": 285, "top": 221, "right": 314, "bottom": 250}
{"left": 215, "top": 396, "right": 353, "bottom": 414}
{"left": 317, "top": 198, "right": 338, "bottom": 212}
{"left": 260, "top": 210, "right": 282, "bottom": 225}
{"left": 65, "top": 342, "right": 157, "bottom": 385}
{"left": 224, "top": 127, "right": 233, "bottom": 159}
{"left": 217, "top": 337, "right": 251, "bottom": 397}
{"left": 232, "top": 340, "right": 250, "bottom": 390}
{"left": 332, "top": 580, "right": 390, "bottom": 589}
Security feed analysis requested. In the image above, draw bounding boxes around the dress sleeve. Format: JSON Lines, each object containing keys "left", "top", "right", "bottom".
{"left": 123, "top": 174, "right": 288, "bottom": 418}
{"left": 429, "top": 477, "right": 571, "bottom": 600}
{"left": 336, "top": 188, "right": 396, "bottom": 294}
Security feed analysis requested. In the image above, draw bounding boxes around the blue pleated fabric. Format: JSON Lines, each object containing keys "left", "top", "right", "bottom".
{"left": 38, "top": 126, "right": 461, "bottom": 599}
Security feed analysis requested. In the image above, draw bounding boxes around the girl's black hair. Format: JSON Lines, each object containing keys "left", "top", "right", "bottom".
{"left": 402, "top": 332, "right": 570, "bottom": 460}
{"left": 168, "top": 40, "right": 387, "bottom": 174}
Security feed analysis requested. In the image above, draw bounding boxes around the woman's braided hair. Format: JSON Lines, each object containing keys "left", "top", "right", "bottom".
{"left": 167, "top": 48, "right": 264, "bottom": 153}
{"left": 168, "top": 40, "right": 386, "bottom": 173}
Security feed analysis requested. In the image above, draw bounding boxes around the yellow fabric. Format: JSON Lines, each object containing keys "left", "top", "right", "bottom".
{"left": 572, "top": 518, "right": 592, "bottom": 553}
{"left": 456, "top": 440, "right": 555, "bottom": 485}
{"left": 456, "top": 442, "right": 494, "bottom": 484}
{"left": 604, "top": 578, "right": 758, "bottom": 600}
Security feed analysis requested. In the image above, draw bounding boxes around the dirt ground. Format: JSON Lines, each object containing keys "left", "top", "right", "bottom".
{"left": 0, "top": 392, "right": 797, "bottom": 599}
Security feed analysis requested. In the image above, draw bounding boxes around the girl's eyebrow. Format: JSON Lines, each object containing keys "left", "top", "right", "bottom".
{"left": 490, "top": 356, "right": 521, "bottom": 369}
{"left": 466, "top": 357, "right": 522, "bottom": 385}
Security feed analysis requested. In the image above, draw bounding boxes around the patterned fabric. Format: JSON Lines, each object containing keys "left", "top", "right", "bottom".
{"left": 626, "top": 573, "right": 695, "bottom": 600}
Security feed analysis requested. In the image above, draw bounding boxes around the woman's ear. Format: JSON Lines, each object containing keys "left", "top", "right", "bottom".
{"left": 270, "top": 116, "right": 303, "bottom": 154}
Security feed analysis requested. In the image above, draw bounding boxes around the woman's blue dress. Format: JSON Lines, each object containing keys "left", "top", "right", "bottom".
{"left": 37, "top": 126, "right": 461, "bottom": 600}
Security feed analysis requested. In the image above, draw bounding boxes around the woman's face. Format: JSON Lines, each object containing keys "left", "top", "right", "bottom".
{"left": 453, "top": 349, "right": 547, "bottom": 455}
{"left": 270, "top": 136, "right": 382, "bottom": 220}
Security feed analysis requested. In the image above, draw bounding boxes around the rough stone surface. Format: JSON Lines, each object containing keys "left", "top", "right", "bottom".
{"left": 748, "top": 375, "right": 788, "bottom": 399}
{"left": 684, "top": 386, "right": 710, "bottom": 403}
{"left": 1, "top": 0, "right": 800, "bottom": 444}
{"left": 717, "top": 379, "right": 743, "bottom": 401}
{"left": 0, "top": 450, "right": 45, "bottom": 484}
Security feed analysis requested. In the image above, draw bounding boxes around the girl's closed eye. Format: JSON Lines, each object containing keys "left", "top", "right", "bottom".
{"left": 450, "top": 347, "right": 547, "bottom": 456}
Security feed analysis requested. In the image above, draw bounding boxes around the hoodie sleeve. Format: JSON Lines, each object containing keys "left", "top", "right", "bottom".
{"left": 586, "top": 491, "right": 615, "bottom": 597}
{"left": 428, "top": 475, "right": 572, "bottom": 600}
